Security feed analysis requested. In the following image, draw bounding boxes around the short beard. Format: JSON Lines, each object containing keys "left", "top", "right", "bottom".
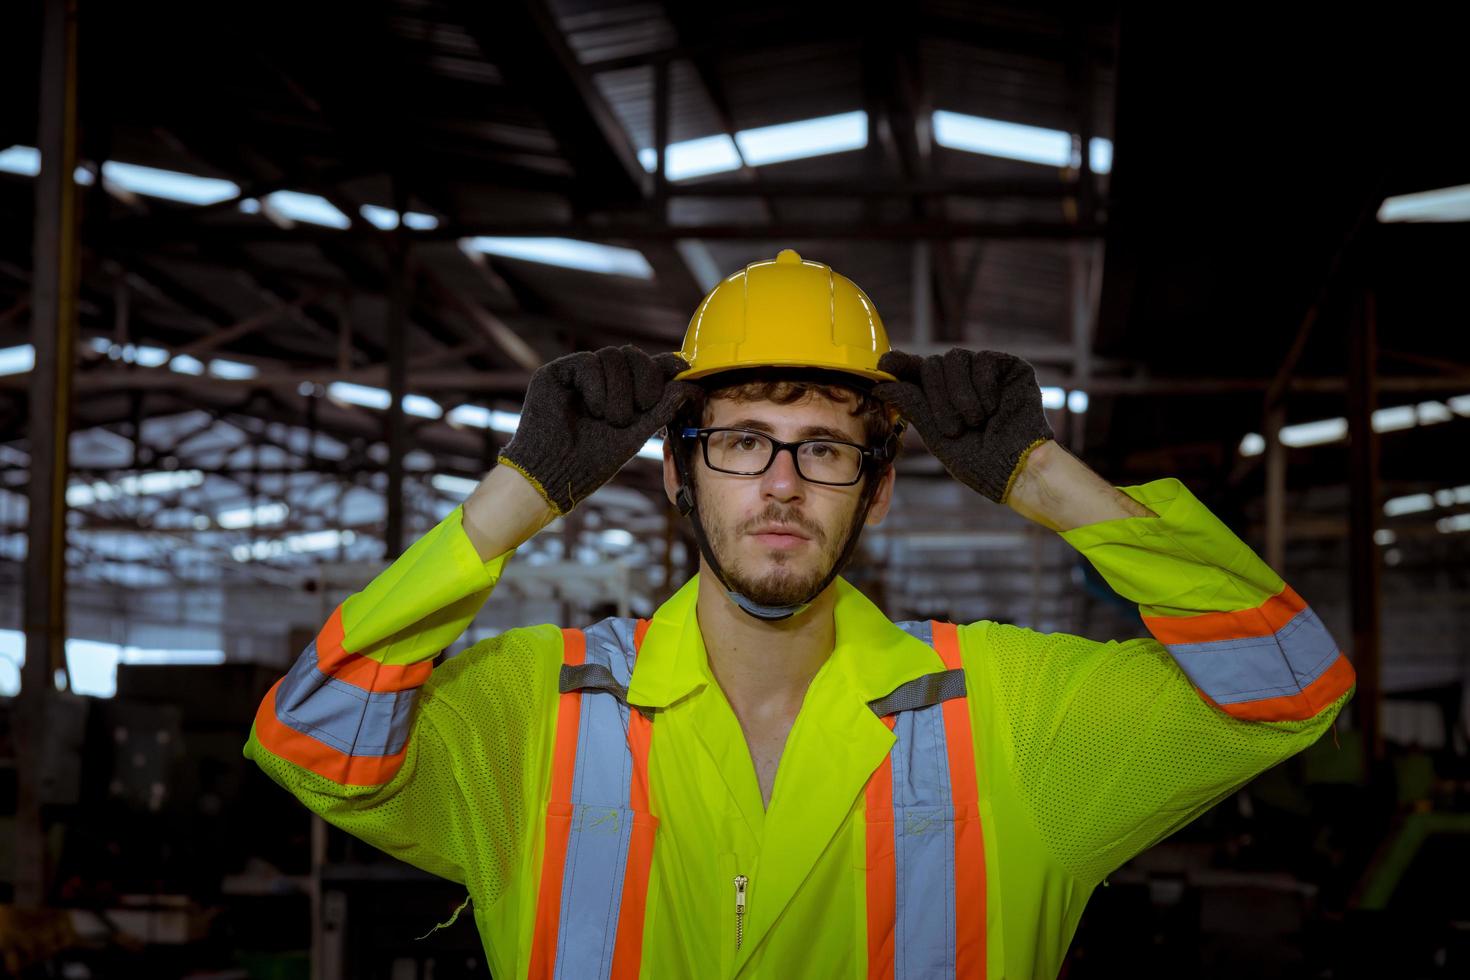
{"left": 697, "top": 478, "right": 867, "bottom": 608}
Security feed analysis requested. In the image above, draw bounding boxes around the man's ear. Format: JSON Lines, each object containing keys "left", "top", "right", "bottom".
{"left": 663, "top": 440, "right": 680, "bottom": 508}
{"left": 865, "top": 464, "right": 897, "bottom": 526}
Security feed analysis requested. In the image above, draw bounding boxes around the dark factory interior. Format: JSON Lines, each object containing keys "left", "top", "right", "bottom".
{"left": 1, "top": 2, "right": 1467, "bottom": 977}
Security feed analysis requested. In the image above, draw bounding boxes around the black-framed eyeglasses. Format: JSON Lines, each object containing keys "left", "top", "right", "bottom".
{"left": 679, "top": 427, "right": 884, "bottom": 487}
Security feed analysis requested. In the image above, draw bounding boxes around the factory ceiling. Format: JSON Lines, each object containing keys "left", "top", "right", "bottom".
{"left": 0, "top": 1, "right": 1464, "bottom": 594}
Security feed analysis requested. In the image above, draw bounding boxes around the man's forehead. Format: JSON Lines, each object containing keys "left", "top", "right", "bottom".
{"left": 704, "top": 392, "right": 864, "bottom": 440}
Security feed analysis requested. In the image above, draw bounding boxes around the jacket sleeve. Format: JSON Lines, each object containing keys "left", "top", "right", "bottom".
{"left": 964, "top": 477, "right": 1355, "bottom": 889}
{"left": 242, "top": 505, "right": 561, "bottom": 904}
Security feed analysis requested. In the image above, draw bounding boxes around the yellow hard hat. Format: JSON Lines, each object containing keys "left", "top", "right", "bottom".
{"left": 675, "top": 249, "right": 895, "bottom": 383}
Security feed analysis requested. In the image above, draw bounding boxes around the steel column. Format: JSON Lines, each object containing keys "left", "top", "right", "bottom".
{"left": 19, "top": 0, "right": 80, "bottom": 909}
{"left": 1346, "top": 285, "right": 1383, "bottom": 768}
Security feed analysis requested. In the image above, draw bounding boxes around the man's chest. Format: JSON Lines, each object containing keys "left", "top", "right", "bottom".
{"left": 640, "top": 702, "right": 872, "bottom": 975}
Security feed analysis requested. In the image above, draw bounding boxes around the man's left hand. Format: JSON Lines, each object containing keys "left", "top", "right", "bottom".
{"left": 873, "top": 348, "right": 1055, "bottom": 504}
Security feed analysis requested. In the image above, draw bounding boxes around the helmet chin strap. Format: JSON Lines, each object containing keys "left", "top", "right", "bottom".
{"left": 672, "top": 446, "right": 887, "bottom": 623}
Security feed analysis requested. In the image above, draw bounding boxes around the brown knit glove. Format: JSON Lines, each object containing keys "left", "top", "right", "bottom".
{"left": 872, "top": 348, "right": 1054, "bottom": 504}
{"left": 498, "top": 346, "right": 695, "bottom": 514}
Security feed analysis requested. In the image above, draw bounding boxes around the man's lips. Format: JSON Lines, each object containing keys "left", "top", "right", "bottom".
{"left": 749, "top": 524, "right": 809, "bottom": 539}
{"left": 748, "top": 524, "right": 812, "bottom": 548}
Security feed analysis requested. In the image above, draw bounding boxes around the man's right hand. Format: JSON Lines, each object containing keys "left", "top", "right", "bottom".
{"left": 496, "top": 346, "right": 696, "bottom": 515}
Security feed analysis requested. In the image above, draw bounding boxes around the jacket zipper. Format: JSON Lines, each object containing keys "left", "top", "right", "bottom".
{"left": 733, "top": 874, "right": 749, "bottom": 952}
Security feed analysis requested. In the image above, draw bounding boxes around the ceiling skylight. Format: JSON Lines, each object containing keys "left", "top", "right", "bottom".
{"left": 1383, "top": 493, "right": 1434, "bottom": 517}
{"left": 327, "top": 382, "right": 390, "bottom": 411}
{"left": 101, "top": 161, "right": 239, "bottom": 205}
{"left": 445, "top": 404, "right": 521, "bottom": 433}
{"left": 325, "top": 382, "right": 443, "bottom": 419}
{"left": 636, "top": 110, "right": 872, "bottom": 182}
{"left": 431, "top": 474, "right": 480, "bottom": 498}
{"left": 263, "top": 191, "right": 351, "bottom": 229}
{"left": 0, "top": 145, "right": 40, "bottom": 176}
{"left": 1377, "top": 183, "right": 1470, "bottom": 223}
{"left": 447, "top": 403, "right": 663, "bottom": 459}
{"left": 231, "top": 529, "right": 356, "bottom": 562}
{"left": 734, "top": 111, "right": 868, "bottom": 167}
{"left": 932, "top": 111, "right": 1114, "bottom": 174}
{"left": 1239, "top": 397, "right": 1470, "bottom": 457}
{"left": 1438, "top": 514, "right": 1470, "bottom": 534}
{"left": 637, "top": 134, "right": 743, "bottom": 181}
{"left": 4, "top": 146, "right": 240, "bottom": 203}
{"left": 462, "top": 237, "right": 654, "bottom": 279}
{"left": 216, "top": 502, "right": 289, "bottom": 529}
{"left": 88, "top": 337, "right": 170, "bottom": 367}
{"left": 67, "top": 469, "right": 206, "bottom": 508}
{"left": 360, "top": 204, "right": 441, "bottom": 231}
{"left": 1384, "top": 484, "right": 1470, "bottom": 518}
{"left": 208, "top": 359, "right": 258, "bottom": 380}
{"left": 403, "top": 395, "right": 443, "bottom": 419}
{"left": 0, "top": 344, "right": 35, "bottom": 377}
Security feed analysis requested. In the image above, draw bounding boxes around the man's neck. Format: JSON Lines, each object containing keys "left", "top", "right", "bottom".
{"left": 694, "top": 563, "right": 838, "bottom": 734}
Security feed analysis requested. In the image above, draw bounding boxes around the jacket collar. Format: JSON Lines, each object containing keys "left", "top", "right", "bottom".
{"left": 627, "top": 573, "right": 943, "bottom": 711}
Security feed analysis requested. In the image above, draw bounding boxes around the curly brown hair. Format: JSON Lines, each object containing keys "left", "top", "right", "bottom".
{"left": 673, "top": 367, "right": 900, "bottom": 449}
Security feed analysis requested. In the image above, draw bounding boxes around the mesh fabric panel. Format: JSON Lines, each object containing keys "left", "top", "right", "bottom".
{"left": 971, "top": 620, "right": 1349, "bottom": 887}
{"left": 251, "top": 624, "right": 558, "bottom": 906}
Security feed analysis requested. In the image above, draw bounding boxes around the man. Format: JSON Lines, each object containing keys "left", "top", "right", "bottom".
{"left": 246, "top": 250, "right": 1355, "bottom": 978}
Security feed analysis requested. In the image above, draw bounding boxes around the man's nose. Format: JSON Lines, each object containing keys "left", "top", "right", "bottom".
{"left": 761, "top": 445, "right": 805, "bottom": 501}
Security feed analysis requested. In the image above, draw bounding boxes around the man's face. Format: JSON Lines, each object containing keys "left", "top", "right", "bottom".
{"left": 664, "top": 390, "right": 895, "bottom": 607}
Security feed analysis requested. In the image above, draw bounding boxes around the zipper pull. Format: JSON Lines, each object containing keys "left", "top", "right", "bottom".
{"left": 733, "top": 874, "right": 749, "bottom": 951}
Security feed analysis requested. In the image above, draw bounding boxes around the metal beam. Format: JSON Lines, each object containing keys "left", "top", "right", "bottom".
{"left": 662, "top": 178, "right": 1080, "bottom": 199}
{"left": 11, "top": 365, "right": 1470, "bottom": 398}
{"left": 1346, "top": 286, "right": 1383, "bottom": 770}
{"left": 112, "top": 219, "right": 1107, "bottom": 247}
{"left": 172, "top": 290, "right": 324, "bottom": 360}
{"left": 439, "top": 0, "right": 698, "bottom": 311}
{"left": 385, "top": 192, "right": 408, "bottom": 558}
{"left": 19, "top": 0, "right": 79, "bottom": 909}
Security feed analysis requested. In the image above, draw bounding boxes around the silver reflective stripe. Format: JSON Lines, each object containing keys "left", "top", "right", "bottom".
{"left": 274, "top": 639, "right": 416, "bottom": 757}
{"left": 895, "top": 619, "right": 935, "bottom": 647}
{"left": 1164, "top": 605, "right": 1339, "bottom": 705}
{"left": 886, "top": 620, "right": 960, "bottom": 979}
{"left": 553, "top": 617, "right": 641, "bottom": 980}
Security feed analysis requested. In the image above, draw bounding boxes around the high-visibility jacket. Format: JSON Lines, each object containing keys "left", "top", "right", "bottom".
{"left": 245, "top": 478, "right": 1355, "bottom": 979}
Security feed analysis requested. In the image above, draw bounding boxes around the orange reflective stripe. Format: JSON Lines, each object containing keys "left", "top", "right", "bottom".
{"left": 252, "top": 679, "right": 406, "bottom": 786}
{"left": 1142, "top": 584, "right": 1306, "bottom": 645}
{"left": 610, "top": 675, "right": 654, "bottom": 978}
{"left": 864, "top": 714, "right": 897, "bottom": 980}
{"left": 933, "top": 621, "right": 987, "bottom": 978}
{"left": 313, "top": 605, "right": 434, "bottom": 693}
{"left": 529, "top": 628, "right": 587, "bottom": 979}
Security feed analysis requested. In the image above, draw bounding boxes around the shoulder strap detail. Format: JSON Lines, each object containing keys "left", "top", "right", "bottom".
{"left": 867, "top": 668, "right": 967, "bottom": 717}
{"left": 559, "top": 662, "right": 628, "bottom": 702}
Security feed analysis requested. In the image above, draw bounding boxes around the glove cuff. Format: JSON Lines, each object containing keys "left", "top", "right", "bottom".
{"left": 997, "top": 436, "right": 1053, "bottom": 505}
{"left": 496, "top": 448, "right": 571, "bottom": 516}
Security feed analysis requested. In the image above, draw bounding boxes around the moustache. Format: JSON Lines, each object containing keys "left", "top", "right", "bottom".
{"left": 740, "top": 508, "right": 824, "bottom": 543}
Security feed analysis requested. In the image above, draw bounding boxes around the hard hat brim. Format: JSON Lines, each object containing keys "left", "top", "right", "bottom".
{"left": 674, "top": 359, "right": 896, "bottom": 384}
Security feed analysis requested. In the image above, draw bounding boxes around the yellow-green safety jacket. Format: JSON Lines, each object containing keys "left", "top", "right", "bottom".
{"left": 245, "top": 477, "right": 1355, "bottom": 978}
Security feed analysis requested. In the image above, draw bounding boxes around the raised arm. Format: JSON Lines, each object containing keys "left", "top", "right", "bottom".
{"left": 874, "top": 348, "right": 1354, "bottom": 889}
{"left": 1002, "top": 438, "right": 1156, "bottom": 531}
{"left": 245, "top": 346, "right": 694, "bottom": 897}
